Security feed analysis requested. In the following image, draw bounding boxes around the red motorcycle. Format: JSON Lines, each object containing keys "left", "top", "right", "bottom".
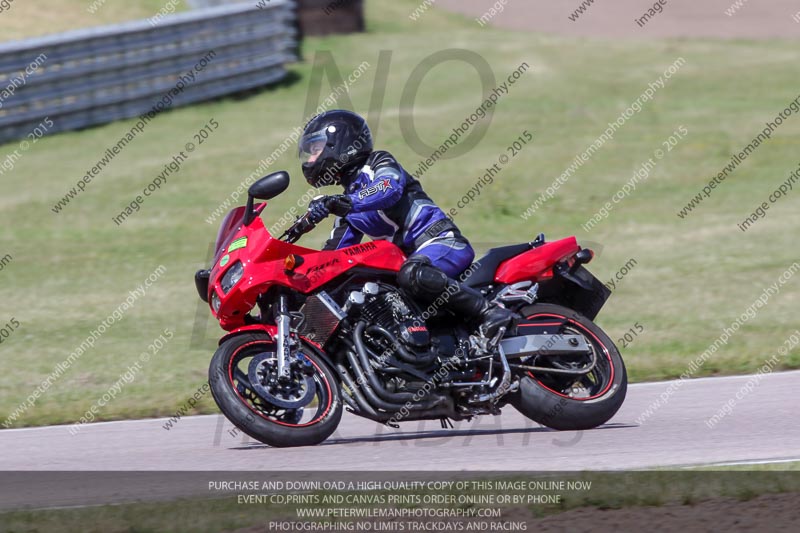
{"left": 196, "top": 171, "right": 627, "bottom": 447}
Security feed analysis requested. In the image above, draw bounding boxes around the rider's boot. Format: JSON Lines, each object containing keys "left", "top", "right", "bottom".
{"left": 443, "top": 280, "right": 516, "bottom": 339}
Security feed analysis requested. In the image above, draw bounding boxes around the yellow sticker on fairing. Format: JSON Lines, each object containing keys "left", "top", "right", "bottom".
{"left": 228, "top": 237, "right": 247, "bottom": 252}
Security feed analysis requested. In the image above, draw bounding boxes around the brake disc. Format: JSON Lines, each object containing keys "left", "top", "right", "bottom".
{"left": 247, "top": 352, "right": 316, "bottom": 409}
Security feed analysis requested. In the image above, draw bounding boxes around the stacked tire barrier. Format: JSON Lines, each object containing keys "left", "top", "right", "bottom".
{"left": 0, "top": 1, "right": 296, "bottom": 144}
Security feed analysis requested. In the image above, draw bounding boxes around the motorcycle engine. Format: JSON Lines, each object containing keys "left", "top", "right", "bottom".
{"left": 350, "top": 282, "right": 430, "bottom": 350}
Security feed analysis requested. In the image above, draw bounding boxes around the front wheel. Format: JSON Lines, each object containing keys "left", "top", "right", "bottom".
{"left": 509, "top": 303, "right": 627, "bottom": 431}
{"left": 209, "top": 333, "right": 342, "bottom": 447}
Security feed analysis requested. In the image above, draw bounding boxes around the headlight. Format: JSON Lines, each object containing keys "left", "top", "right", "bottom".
{"left": 211, "top": 291, "right": 221, "bottom": 312}
{"left": 220, "top": 261, "right": 244, "bottom": 294}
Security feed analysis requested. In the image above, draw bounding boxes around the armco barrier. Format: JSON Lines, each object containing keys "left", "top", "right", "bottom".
{"left": 0, "top": 1, "right": 296, "bottom": 144}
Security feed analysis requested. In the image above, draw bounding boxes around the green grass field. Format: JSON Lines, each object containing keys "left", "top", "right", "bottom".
{"left": 1, "top": 0, "right": 799, "bottom": 427}
{"left": 0, "top": 0, "right": 187, "bottom": 42}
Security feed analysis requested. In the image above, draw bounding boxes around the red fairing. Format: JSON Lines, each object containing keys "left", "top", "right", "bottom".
{"left": 494, "top": 236, "right": 580, "bottom": 284}
{"left": 209, "top": 205, "right": 406, "bottom": 330}
{"left": 218, "top": 324, "right": 278, "bottom": 345}
{"left": 218, "top": 324, "right": 322, "bottom": 351}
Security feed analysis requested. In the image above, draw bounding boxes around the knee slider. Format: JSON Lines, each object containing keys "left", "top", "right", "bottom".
{"left": 397, "top": 256, "right": 448, "bottom": 297}
{"left": 417, "top": 265, "right": 448, "bottom": 293}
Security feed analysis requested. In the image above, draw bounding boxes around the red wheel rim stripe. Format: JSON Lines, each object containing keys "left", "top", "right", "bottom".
{"left": 524, "top": 313, "right": 614, "bottom": 401}
{"left": 227, "top": 340, "right": 333, "bottom": 428}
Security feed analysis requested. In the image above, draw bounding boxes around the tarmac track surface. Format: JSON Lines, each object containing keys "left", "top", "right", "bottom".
{"left": 434, "top": 0, "right": 800, "bottom": 40}
{"left": 1, "top": 371, "right": 798, "bottom": 509}
{"left": 2, "top": 371, "right": 798, "bottom": 471}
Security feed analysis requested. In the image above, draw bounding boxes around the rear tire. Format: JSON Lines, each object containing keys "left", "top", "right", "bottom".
{"left": 510, "top": 303, "right": 627, "bottom": 431}
{"left": 209, "top": 333, "right": 342, "bottom": 447}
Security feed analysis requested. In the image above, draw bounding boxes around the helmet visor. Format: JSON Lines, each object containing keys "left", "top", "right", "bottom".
{"left": 298, "top": 127, "right": 330, "bottom": 164}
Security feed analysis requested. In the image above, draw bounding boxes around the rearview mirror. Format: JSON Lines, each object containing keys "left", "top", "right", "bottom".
{"left": 249, "top": 171, "right": 290, "bottom": 200}
{"left": 244, "top": 171, "right": 291, "bottom": 225}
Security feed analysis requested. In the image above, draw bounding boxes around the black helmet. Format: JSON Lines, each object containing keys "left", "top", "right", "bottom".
{"left": 299, "top": 109, "right": 373, "bottom": 187}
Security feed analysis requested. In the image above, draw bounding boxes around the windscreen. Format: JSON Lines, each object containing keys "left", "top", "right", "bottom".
{"left": 213, "top": 206, "right": 248, "bottom": 265}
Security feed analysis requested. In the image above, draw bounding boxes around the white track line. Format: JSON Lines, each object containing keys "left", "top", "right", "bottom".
{"left": 688, "top": 457, "right": 800, "bottom": 468}
{"left": 0, "top": 414, "right": 221, "bottom": 433}
{"left": 628, "top": 369, "right": 800, "bottom": 388}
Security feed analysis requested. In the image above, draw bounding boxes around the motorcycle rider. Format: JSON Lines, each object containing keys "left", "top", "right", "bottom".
{"left": 298, "top": 109, "right": 514, "bottom": 338}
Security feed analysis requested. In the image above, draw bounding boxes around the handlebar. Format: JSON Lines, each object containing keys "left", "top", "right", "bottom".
{"left": 279, "top": 211, "right": 317, "bottom": 244}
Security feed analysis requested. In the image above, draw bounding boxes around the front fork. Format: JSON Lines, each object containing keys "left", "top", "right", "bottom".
{"left": 274, "top": 294, "right": 294, "bottom": 379}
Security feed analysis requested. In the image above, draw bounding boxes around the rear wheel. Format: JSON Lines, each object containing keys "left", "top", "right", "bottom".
{"left": 209, "top": 333, "right": 342, "bottom": 447}
{"left": 509, "top": 303, "right": 627, "bottom": 430}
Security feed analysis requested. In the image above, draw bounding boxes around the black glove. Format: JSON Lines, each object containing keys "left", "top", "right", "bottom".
{"left": 308, "top": 195, "right": 352, "bottom": 223}
{"left": 307, "top": 196, "right": 331, "bottom": 224}
{"left": 325, "top": 194, "right": 353, "bottom": 217}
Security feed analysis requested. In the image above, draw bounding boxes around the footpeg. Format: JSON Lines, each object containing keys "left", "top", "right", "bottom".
{"left": 487, "top": 326, "right": 506, "bottom": 350}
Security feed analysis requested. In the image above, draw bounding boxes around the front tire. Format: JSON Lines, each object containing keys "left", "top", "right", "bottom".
{"left": 209, "top": 333, "right": 342, "bottom": 447}
{"left": 510, "top": 303, "right": 627, "bottom": 431}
